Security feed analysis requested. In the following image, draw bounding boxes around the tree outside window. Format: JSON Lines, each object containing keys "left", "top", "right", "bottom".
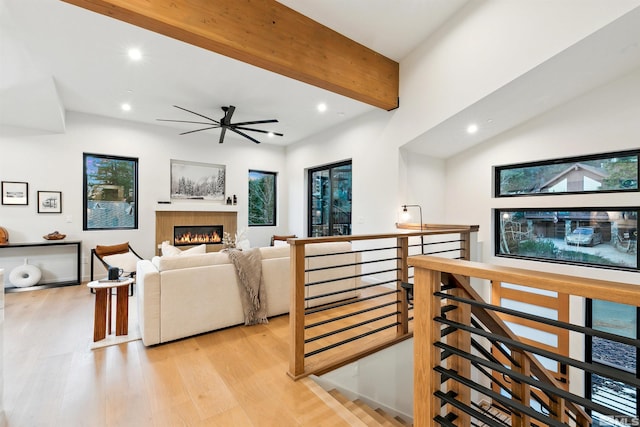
{"left": 83, "top": 153, "right": 138, "bottom": 230}
{"left": 248, "top": 170, "right": 276, "bottom": 226}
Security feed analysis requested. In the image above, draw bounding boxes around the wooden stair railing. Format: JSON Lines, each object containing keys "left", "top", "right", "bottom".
{"left": 410, "top": 256, "right": 640, "bottom": 427}
{"left": 288, "top": 225, "right": 479, "bottom": 380}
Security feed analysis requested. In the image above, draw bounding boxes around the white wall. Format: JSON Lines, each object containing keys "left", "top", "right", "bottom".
{"left": 444, "top": 69, "right": 640, "bottom": 285}
{"left": 0, "top": 112, "right": 287, "bottom": 281}
{"left": 285, "top": 109, "right": 405, "bottom": 237}
{"left": 396, "top": 0, "right": 640, "bottom": 146}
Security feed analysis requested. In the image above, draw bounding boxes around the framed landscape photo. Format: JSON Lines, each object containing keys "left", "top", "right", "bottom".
{"left": 83, "top": 153, "right": 138, "bottom": 230}
{"left": 495, "top": 207, "right": 639, "bottom": 272}
{"left": 37, "top": 191, "right": 62, "bottom": 213}
{"left": 1, "top": 181, "right": 28, "bottom": 205}
{"left": 170, "top": 159, "right": 226, "bottom": 201}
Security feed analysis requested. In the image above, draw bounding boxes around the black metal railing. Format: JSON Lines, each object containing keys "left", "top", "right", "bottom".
{"left": 288, "top": 225, "right": 478, "bottom": 379}
{"left": 410, "top": 256, "right": 639, "bottom": 427}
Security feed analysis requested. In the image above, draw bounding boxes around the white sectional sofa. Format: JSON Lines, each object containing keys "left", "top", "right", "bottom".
{"left": 136, "top": 242, "right": 360, "bottom": 346}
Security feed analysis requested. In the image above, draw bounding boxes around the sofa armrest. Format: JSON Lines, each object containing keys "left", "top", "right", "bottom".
{"left": 136, "top": 259, "right": 161, "bottom": 346}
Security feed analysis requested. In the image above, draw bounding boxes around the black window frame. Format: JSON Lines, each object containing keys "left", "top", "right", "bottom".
{"left": 494, "top": 207, "right": 639, "bottom": 272}
{"left": 494, "top": 149, "right": 639, "bottom": 198}
{"left": 83, "top": 152, "right": 138, "bottom": 231}
{"left": 307, "top": 160, "right": 352, "bottom": 237}
{"left": 248, "top": 169, "right": 277, "bottom": 227}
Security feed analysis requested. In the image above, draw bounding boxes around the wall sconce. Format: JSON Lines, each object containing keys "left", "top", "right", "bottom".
{"left": 402, "top": 204, "right": 424, "bottom": 254}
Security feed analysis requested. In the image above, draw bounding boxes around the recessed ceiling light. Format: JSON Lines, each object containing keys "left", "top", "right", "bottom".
{"left": 128, "top": 48, "right": 142, "bottom": 61}
{"left": 317, "top": 103, "right": 327, "bottom": 113}
{"left": 121, "top": 103, "right": 132, "bottom": 112}
{"left": 267, "top": 132, "right": 274, "bottom": 138}
{"left": 466, "top": 123, "right": 478, "bottom": 134}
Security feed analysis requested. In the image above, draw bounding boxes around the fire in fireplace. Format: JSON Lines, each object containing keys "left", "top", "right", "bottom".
{"left": 174, "top": 225, "right": 223, "bottom": 246}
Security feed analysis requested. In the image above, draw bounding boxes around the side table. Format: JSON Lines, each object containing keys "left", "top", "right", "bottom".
{"left": 87, "top": 278, "right": 134, "bottom": 342}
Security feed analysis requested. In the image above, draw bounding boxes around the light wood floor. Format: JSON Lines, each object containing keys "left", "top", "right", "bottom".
{"left": 2, "top": 284, "right": 360, "bottom": 427}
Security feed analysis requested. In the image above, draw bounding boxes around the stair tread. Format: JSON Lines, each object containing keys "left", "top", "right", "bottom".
{"left": 375, "top": 407, "right": 410, "bottom": 426}
{"left": 352, "top": 399, "right": 397, "bottom": 427}
{"left": 343, "top": 400, "right": 380, "bottom": 424}
{"left": 328, "top": 389, "right": 411, "bottom": 426}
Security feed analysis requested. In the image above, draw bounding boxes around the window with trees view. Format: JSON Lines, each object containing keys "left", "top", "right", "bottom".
{"left": 495, "top": 150, "right": 639, "bottom": 197}
{"left": 248, "top": 170, "right": 276, "bottom": 226}
{"left": 83, "top": 153, "right": 138, "bottom": 230}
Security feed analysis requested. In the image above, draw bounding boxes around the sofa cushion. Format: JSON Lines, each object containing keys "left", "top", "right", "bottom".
{"left": 155, "top": 251, "right": 230, "bottom": 272}
{"left": 258, "top": 245, "right": 289, "bottom": 260}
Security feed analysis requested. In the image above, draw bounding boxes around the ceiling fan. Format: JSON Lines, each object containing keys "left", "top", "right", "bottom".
{"left": 158, "top": 105, "right": 283, "bottom": 144}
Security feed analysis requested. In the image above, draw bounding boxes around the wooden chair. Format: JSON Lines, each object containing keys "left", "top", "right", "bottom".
{"left": 90, "top": 242, "right": 143, "bottom": 295}
{"left": 270, "top": 234, "right": 297, "bottom": 246}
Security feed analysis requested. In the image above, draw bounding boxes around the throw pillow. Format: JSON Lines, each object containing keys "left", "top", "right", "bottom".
{"left": 102, "top": 252, "right": 140, "bottom": 274}
{"left": 161, "top": 241, "right": 207, "bottom": 256}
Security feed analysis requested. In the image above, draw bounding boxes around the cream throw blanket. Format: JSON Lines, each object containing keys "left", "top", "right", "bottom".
{"left": 226, "top": 248, "right": 268, "bottom": 325}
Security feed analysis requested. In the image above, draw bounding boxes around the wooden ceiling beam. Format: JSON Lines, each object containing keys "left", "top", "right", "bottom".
{"left": 61, "top": 0, "right": 399, "bottom": 110}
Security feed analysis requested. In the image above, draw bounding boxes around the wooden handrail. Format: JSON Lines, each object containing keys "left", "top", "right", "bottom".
{"left": 409, "top": 256, "right": 639, "bottom": 306}
{"left": 288, "top": 226, "right": 478, "bottom": 246}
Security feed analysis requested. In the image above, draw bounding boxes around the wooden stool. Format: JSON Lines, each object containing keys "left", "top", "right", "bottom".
{"left": 87, "top": 278, "right": 134, "bottom": 342}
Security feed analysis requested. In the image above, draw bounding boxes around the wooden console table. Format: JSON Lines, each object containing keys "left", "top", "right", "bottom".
{"left": 0, "top": 240, "right": 82, "bottom": 292}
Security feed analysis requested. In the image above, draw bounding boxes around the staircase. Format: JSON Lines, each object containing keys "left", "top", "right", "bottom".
{"left": 328, "top": 389, "right": 412, "bottom": 426}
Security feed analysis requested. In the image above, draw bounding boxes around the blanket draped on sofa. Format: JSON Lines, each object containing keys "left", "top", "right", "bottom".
{"left": 226, "top": 248, "right": 268, "bottom": 325}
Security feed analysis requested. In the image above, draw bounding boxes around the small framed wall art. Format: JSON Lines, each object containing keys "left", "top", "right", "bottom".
{"left": 1, "top": 181, "right": 28, "bottom": 205}
{"left": 37, "top": 191, "right": 62, "bottom": 213}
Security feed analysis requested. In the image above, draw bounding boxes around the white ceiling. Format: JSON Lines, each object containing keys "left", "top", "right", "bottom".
{"left": 0, "top": 0, "right": 467, "bottom": 145}
{"left": 1, "top": 1, "right": 639, "bottom": 157}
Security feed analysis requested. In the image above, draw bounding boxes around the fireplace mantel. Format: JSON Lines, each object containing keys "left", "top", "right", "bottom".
{"left": 155, "top": 202, "right": 238, "bottom": 212}
{"left": 155, "top": 210, "right": 237, "bottom": 254}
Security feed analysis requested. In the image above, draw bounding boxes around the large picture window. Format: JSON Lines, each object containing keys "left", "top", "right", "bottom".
{"left": 83, "top": 153, "right": 138, "bottom": 230}
{"left": 248, "top": 170, "right": 276, "bottom": 226}
{"left": 495, "top": 150, "right": 639, "bottom": 197}
{"left": 495, "top": 207, "right": 639, "bottom": 271}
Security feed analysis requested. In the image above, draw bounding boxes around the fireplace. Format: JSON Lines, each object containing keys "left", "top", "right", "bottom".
{"left": 174, "top": 225, "right": 223, "bottom": 246}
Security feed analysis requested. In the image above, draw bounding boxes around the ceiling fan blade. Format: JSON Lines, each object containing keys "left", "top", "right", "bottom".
{"left": 180, "top": 126, "right": 220, "bottom": 135}
{"left": 221, "top": 105, "right": 236, "bottom": 125}
{"left": 219, "top": 127, "right": 227, "bottom": 144}
{"left": 157, "top": 119, "right": 219, "bottom": 125}
{"left": 229, "top": 127, "right": 261, "bottom": 144}
{"left": 173, "top": 105, "right": 219, "bottom": 123}
{"left": 231, "top": 119, "right": 278, "bottom": 126}
{"left": 233, "top": 126, "right": 283, "bottom": 137}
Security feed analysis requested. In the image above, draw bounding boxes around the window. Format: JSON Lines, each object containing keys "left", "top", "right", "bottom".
{"left": 586, "top": 299, "right": 639, "bottom": 426}
{"left": 83, "top": 153, "right": 138, "bottom": 230}
{"left": 495, "top": 208, "right": 639, "bottom": 272}
{"left": 495, "top": 150, "right": 639, "bottom": 197}
{"left": 248, "top": 170, "right": 276, "bottom": 226}
{"left": 308, "top": 161, "right": 352, "bottom": 237}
